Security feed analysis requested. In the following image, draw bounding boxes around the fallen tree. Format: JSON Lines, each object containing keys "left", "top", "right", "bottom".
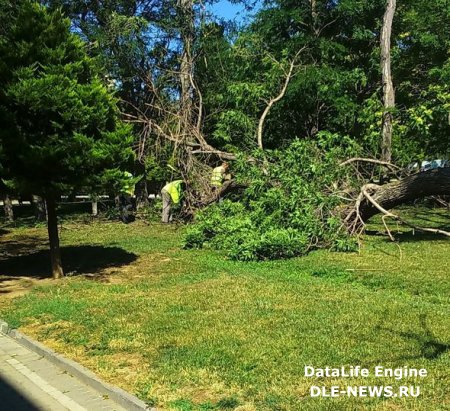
{"left": 344, "top": 167, "right": 450, "bottom": 237}
{"left": 357, "top": 168, "right": 450, "bottom": 222}
{"left": 184, "top": 139, "right": 449, "bottom": 260}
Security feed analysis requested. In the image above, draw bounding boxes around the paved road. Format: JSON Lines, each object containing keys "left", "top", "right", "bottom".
{"left": 0, "top": 334, "right": 127, "bottom": 411}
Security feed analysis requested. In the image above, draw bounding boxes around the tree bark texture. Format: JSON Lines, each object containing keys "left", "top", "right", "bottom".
{"left": 310, "top": 0, "right": 319, "bottom": 36}
{"left": 177, "top": 0, "right": 194, "bottom": 138}
{"left": 380, "top": 0, "right": 396, "bottom": 162}
{"left": 358, "top": 168, "right": 450, "bottom": 222}
{"left": 2, "top": 193, "right": 14, "bottom": 222}
{"left": 135, "top": 178, "right": 149, "bottom": 210}
{"left": 91, "top": 199, "right": 98, "bottom": 216}
{"left": 46, "top": 197, "right": 64, "bottom": 279}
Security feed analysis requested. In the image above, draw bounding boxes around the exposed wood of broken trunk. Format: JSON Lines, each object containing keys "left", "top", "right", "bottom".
{"left": 357, "top": 168, "right": 450, "bottom": 222}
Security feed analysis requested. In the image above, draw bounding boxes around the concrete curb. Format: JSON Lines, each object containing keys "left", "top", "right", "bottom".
{"left": 0, "top": 319, "right": 154, "bottom": 411}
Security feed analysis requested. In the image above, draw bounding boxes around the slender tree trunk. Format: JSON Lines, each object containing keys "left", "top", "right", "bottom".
{"left": 2, "top": 193, "right": 14, "bottom": 222}
{"left": 91, "top": 198, "right": 98, "bottom": 216}
{"left": 175, "top": 0, "right": 197, "bottom": 197}
{"left": 32, "top": 194, "right": 46, "bottom": 221}
{"left": 46, "top": 197, "right": 64, "bottom": 279}
{"left": 178, "top": 0, "right": 194, "bottom": 138}
{"left": 257, "top": 57, "right": 299, "bottom": 150}
{"left": 310, "top": 0, "right": 319, "bottom": 36}
{"left": 380, "top": 0, "right": 396, "bottom": 162}
{"left": 135, "top": 179, "right": 149, "bottom": 210}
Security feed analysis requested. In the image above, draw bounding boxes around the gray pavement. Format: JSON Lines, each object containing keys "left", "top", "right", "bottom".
{"left": 0, "top": 333, "right": 128, "bottom": 411}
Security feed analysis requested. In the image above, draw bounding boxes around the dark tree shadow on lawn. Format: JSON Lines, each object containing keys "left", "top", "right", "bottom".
{"left": 1, "top": 237, "right": 49, "bottom": 257}
{"left": 395, "top": 230, "right": 450, "bottom": 243}
{"left": 374, "top": 313, "right": 449, "bottom": 361}
{"left": 366, "top": 208, "right": 450, "bottom": 243}
{"left": 0, "top": 245, "right": 137, "bottom": 279}
{"left": 365, "top": 228, "right": 450, "bottom": 244}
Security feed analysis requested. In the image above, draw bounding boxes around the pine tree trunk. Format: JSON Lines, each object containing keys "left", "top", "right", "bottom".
{"left": 380, "top": 0, "right": 396, "bottom": 162}
{"left": 32, "top": 194, "right": 47, "bottom": 221}
{"left": 2, "top": 193, "right": 14, "bottom": 222}
{"left": 46, "top": 197, "right": 64, "bottom": 279}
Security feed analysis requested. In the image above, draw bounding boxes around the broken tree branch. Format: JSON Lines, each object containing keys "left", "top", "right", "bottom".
{"left": 344, "top": 169, "right": 450, "bottom": 238}
{"left": 340, "top": 157, "right": 401, "bottom": 170}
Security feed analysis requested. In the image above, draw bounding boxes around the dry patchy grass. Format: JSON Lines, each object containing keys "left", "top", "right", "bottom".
{"left": 0, "top": 209, "right": 449, "bottom": 410}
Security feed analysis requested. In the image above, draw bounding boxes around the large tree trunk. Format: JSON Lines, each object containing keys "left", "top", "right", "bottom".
{"left": 46, "top": 197, "right": 64, "bottom": 279}
{"left": 380, "top": 0, "right": 396, "bottom": 162}
{"left": 2, "top": 193, "right": 14, "bottom": 222}
{"left": 358, "top": 168, "right": 450, "bottom": 222}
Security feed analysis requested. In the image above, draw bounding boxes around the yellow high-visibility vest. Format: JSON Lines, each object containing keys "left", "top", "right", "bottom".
{"left": 211, "top": 166, "right": 225, "bottom": 187}
{"left": 162, "top": 180, "right": 183, "bottom": 204}
{"left": 122, "top": 172, "right": 135, "bottom": 196}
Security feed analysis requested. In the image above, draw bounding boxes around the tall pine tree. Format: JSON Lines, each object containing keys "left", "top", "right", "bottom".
{"left": 0, "top": 1, "right": 134, "bottom": 278}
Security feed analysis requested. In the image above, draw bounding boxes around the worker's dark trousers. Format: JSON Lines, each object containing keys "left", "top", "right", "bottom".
{"left": 161, "top": 190, "right": 172, "bottom": 223}
{"left": 119, "top": 194, "right": 135, "bottom": 224}
{"left": 211, "top": 186, "right": 224, "bottom": 203}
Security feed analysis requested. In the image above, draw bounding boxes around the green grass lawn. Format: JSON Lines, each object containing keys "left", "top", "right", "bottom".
{"left": 0, "top": 207, "right": 449, "bottom": 410}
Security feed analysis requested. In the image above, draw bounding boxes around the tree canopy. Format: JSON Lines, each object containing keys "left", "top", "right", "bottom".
{"left": 1, "top": 0, "right": 449, "bottom": 266}
{"left": 0, "top": 0, "right": 134, "bottom": 277}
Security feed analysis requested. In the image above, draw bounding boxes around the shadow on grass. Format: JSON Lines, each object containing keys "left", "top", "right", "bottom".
{"left": 395, "top": 230, "right": 450, "bottom": 243}
{"left": 375, "top": 314, "right": 449, "bottom": 361}
{"left": 0, "top": 245, "right": 137, "bottom": 279}
{"left": 0, "top": 237, "right": 49, "bottom": 258}
{"left": 365, "top": 228, "right": 449, "bottom": 243}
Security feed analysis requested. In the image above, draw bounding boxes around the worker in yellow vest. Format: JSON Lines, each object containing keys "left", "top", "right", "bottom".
{"left": 211, "top": 162, "right": 230, "bottom": 188}
{"left": 210, "top": 162, "right": 230, "bottom": 200}
{"left": 161, "top": 180, "right": 184, "bottom": 223}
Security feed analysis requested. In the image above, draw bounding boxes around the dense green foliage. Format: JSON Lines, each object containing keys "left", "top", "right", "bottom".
{"left": 37, "top": 1, "right": 450, "bottom": 166}
{"left": 33, "top": 0, "right": 449, "bottom": 161}
{"left": 2, "top": 1, "right": 449, "bottom": 260}
{"left": 199, "top": 0, "right": 449, "bottom": 158}
{"left": 0, "top": 1, "right": 133, "bottom": 197}
{"left": 185, "top": 0, "right": 449, "bottom": 259}
{"left": 185, "top": 136, "right": 360, "bottom": 260}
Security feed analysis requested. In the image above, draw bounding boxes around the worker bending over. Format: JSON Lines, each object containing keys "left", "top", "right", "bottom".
{"left": 161, "top": 180, "right": 184, "bottom": 223}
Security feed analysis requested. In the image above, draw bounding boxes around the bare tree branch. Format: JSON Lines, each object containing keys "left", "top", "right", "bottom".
{"left": 340, "top": 157, "right": 401, "bottom": 170}
{"left": 257, "top": 47, "right": 306, "bottom": 150}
